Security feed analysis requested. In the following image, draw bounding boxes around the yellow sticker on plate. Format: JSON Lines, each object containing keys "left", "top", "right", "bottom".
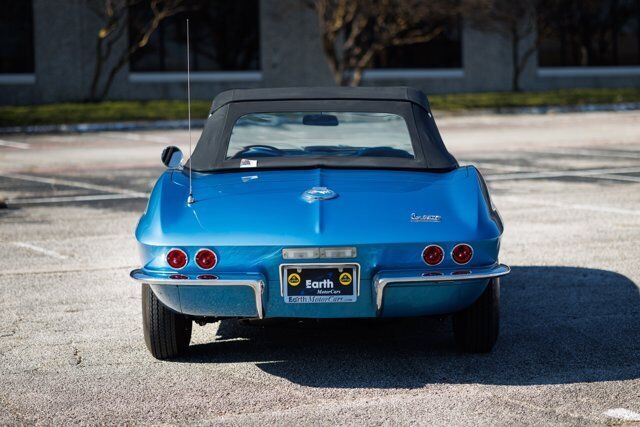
{"left": 288, "top": 273, "right": 301, "bottom": 286}
{"left": 339, "top": 272, "right": 352, "bottom": 286}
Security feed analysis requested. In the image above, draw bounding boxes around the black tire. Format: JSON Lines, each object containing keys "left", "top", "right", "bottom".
{"left": 452, "top": 277, "right": 500, "bottom": 353}
{"left": 142, "top": 283, "right": 192, "bottom": 359}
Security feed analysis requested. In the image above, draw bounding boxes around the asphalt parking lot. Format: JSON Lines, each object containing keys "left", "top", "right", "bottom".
{"left": 1, "top": 111, "right": 639, "bottom": 425}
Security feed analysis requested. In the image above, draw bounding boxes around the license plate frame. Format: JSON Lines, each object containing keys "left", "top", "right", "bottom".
{"left": 280, "top": 263, "right": 360, "bottom": 304}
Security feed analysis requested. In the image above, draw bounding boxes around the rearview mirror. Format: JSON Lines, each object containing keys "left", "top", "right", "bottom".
{"left": 302, "top": 114, "right": 339, "bottom": 126}
{"left": 161, "top": 146, "right": 183, "bottom": 169}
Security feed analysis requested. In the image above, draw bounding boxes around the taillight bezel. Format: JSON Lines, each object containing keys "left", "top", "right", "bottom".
{"left": 195, "top": 248, "right": 218, "bottom": 270}
{"left": 166, "top": 248, "right": 188, "bottom": 270}
{"left": 451, "top": 243, "right": 474, "bottom": 265}
{"left": 422, "top": 244, "right": 444, "bottom": 266}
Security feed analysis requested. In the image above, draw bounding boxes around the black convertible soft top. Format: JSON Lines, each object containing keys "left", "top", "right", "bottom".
{"left": 189, "top": 87, "right": 458, "bottom": 172}
{"left": 208, "top": 86, "right": 431, "bottom": 113}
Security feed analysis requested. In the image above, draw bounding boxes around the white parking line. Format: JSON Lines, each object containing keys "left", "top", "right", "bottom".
{"left": 102, "top": 132, "right": 173, "bottom": 144}
{"left": 596, "top": 174, "right": 640, "bottom": 183}
{"left": 0, "top": 139, "right": 30, "bottom": 149}
{"left": 529, "top": 148, "right": 640, "bottom": 159}
{"left": 2, "top": 264, "right": 136, "bottom": 276}
{"left": 465, "top": 162, "right": 541, "bottom": 173}
{"left": 8, "top": 193, "right": 147, "bottom": 205}
{"left": 0, "top": 173, "right": 147, "bottom": 197}
{"left": 486, "top": 166, "right": 640, "bottom": 182}
{"left": 12, "top": 242, "right": 68, "bottom": 260}
{"left": 603, "top": 408, "right": 640, "bottom": 421}
{"left": 498, "top": 195, "right": 640, "bottom": 216}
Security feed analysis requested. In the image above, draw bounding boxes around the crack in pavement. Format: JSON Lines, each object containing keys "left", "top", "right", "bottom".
{"left": 72, "top": 347, "right": 82, "bottom": 366}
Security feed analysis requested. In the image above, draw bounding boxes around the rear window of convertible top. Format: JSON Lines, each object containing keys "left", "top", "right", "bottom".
{"left": 226, "top": 111, "right": 414, "bottom": 160}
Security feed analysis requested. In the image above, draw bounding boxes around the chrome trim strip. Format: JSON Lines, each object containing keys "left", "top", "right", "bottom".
{"left": 279, "top": 262, "right": 361, "bottom": 297}
{"left": 373, "top": 263, "right": 510, "bottom": 314}
{"left": 129, "top": 269, "right": 265, "bottom": 319}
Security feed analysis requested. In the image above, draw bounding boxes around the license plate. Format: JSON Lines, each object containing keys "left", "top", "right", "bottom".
{"left": 282, "top": 264, "right": 358, "bottom": 303}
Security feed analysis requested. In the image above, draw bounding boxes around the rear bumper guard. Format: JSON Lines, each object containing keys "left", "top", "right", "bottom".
{"left": 129, "top": 269, "right": 265, "bottom": 319}
{"left": 373, "top": 263, "right": 510, "bottom": 314}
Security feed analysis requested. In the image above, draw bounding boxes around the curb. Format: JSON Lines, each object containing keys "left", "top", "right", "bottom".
{"left": 0, "top": 119, "right": 207, "bottom": 135}
{"left": 1, "top": 102, "right": 639, "bottom": 134}
{"left": 434, "top": 101, "right": 640, "bottom": 117}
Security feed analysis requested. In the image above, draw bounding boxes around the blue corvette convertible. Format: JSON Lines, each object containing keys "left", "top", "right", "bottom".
{"left": 131, "top": 87, "right": 509, "bottom": 359}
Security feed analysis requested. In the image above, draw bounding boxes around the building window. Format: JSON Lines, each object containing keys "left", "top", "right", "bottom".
{"left": 129, "top": 0, "right": 260, "bottom": 72}
{"left": 370, "top": 18, "right": 462, "bottom": 69}
{"left": 538, "top": 0, "right": 640, "bottom": 67}
{"left": 0, "top": 0, "right": 35, "bottom": 73}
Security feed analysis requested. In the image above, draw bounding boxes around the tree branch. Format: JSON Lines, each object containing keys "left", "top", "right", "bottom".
{"left": 89, "top": 0, "right": 189, "bottom": 100}
{"left": 312, "top": 0, "right": 459, "bottom": 86}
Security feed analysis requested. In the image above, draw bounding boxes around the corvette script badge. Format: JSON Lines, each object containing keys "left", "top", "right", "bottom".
{"left": 410, "top": 213, "right": 442, "bottom": 223}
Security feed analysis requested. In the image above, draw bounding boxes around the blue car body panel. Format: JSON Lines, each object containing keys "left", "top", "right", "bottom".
{"left": 134, "top": 166, "right": 503, "bottom": 319}
{"left": 132, "top": 87, "right": 507, "bottom": 320}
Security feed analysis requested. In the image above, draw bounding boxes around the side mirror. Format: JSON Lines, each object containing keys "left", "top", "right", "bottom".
{"left": 161, "top": 146, "right": 183, "bottom": 169}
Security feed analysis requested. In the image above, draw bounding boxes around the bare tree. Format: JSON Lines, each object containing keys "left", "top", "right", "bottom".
{"left": 88, "top": 0, "right": 188, "bottom": 101}
{"left": 312, "top": 0, "right": 461, "bottom": 86}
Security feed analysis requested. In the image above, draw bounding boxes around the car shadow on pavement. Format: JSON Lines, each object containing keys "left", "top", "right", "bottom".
{"left": 180, "top": 266, "right": 640, "bottom": 388}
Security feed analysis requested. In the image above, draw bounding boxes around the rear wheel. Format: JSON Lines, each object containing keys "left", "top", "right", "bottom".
{"left": 452, "top": 278, "right": 500, "bottom": 353}
{"left": 142, "top": 284, "right": 192, "bottom": 359}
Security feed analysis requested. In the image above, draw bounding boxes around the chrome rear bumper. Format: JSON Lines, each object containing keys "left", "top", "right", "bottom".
{"left": 373, "top": 263, "right": 510, "bottom": 314}
{"left": 129, "top": 269, "right": 265, "bottom": 319}
{"left": 130, "top": 263, "right": 509, "bottom": 319}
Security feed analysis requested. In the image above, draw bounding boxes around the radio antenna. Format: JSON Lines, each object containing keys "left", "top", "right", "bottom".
{"left": 186, "top": 18, "right": 195, "bottom": 205}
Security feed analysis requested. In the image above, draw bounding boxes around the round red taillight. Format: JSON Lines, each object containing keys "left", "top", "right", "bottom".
{"left": 452, "top": 244, "right": 473, "bottom": 265}
{"left": 422, "top": 245, "right": 444, "bottom": 266}
{"left": 195, "top": 249, "right": 217, "bottom": 270}
{"left": 166, "top": 248, "right": 188, "bottom": 269}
